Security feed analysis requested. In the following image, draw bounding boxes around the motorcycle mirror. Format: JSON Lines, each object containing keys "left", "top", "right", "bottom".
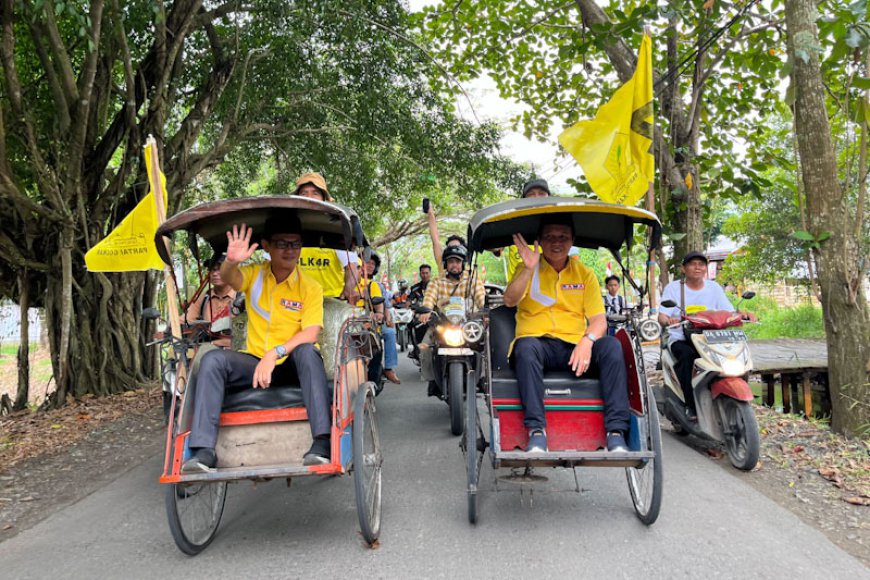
{"left": 741, "top": 291, "right": 756, "bottom": 300}
{"left": 660, "top": 299, "right": 677, "bottom": 308}
{"left": 141, "top": 307, "right": 161, "bottom": 320}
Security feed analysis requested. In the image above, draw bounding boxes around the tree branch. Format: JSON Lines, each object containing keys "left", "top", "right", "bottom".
{"left": 37, "top": 0, "right": 79, "bottom": 104}
{"left": 25, "top": 18, "right": 70, "bottom": 132}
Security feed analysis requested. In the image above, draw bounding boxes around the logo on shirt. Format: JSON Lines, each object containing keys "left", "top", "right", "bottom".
{"left": 561, "top": 283, "right": 585, "bottom": 291}
{"left": 281, "top": 299, "right": 303, "bottom": 311}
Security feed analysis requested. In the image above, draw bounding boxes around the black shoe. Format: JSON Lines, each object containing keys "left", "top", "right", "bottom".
{"left": 606, "top": 431, "right": 629, "bottom": 452}
{"left": 427, "top": 380, "right": 441, "bottom": 397}
{"left": 303, "top": 438, "right": 331, "bottom": 466}
{"left": 181, "top": 447, "right": 217, "bottom": 473}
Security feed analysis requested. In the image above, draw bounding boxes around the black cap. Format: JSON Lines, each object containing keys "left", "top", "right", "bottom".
{"left": 682, "top": 251, "right": 708, "bottom": 265}
{"left": 204, "top": 253, "right": 227, "bottom": 270}
{"left": 522, "top": 179, "right": 551, "bottom": 197}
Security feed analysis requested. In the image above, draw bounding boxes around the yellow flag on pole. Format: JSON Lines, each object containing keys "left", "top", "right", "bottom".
{"left": 84, "top": 143, "right": 167, "bottom": 271}
{"left": 558, "top": 34, "right": 654, "bottom": 205}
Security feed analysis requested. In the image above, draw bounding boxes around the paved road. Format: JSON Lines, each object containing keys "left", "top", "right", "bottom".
{"left": 0, "top": 355, "right": 866, "bottom": 579}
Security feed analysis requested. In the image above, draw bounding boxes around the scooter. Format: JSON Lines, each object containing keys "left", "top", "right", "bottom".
{"left": 393, "top": 307, "right": 414, "bottom": 352}
{"left": 655, "top": 293, "right": 760, "bottom": 471}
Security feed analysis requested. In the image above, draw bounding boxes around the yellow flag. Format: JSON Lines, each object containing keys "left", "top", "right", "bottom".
{"left": 84, "top": 143, "right": 167, "bottom": 271}
{"left": 558, "top": 34, "right": 654, "bottom": 205}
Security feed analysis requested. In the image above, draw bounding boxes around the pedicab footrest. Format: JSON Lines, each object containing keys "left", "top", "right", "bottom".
{"left": 496, "top": 449, "right": 654, "bottom": 469}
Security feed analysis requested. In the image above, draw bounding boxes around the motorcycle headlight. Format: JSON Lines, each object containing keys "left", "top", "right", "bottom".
{"left": 440, "top": 326, "right": 464, "bottom": 347}
{"left": 721, "top": 358, "right": 746, "bottom": 377}
{"left": 462, "top": 320, "right": 484, "bottom": 343}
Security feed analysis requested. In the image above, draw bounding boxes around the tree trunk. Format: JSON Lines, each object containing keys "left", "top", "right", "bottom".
{"left": 15, "top": 267, "right": 29, "bottom": 410}
{"left": 785, "top": 0, "right": 870, "bottom": 436}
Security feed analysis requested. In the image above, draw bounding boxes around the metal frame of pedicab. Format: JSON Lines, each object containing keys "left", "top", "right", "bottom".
{"left": 154, "top": 196, "right": 383, "bottom": 554}
{"left": 462, "top": 196, "right": 664, "bottom": 525}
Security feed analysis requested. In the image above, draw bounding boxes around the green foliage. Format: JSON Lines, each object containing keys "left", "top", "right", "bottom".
{"left": 735, "top": 295, "right": 824, "bottom": 339}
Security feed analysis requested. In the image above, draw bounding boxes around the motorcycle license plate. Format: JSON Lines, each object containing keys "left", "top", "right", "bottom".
{"left": 704, "top": 329, "right": 747, "bottom": 343}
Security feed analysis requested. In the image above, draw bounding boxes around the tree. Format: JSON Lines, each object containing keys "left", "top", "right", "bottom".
{"left": 784, "top": 0, "right": 869, "bottom": 436}
{"left": 0, "top": 0, "right": 514, "bottom": 406}
{"left": 414, "top": 0, "right": 785, "bottom": 268}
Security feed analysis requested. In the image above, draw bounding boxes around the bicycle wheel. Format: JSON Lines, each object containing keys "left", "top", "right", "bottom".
{"left": 353, "top": 383, "right": 383, "bottom": 544}
{"left": 626, "top": 388, "right": 663, "bottom": 525}
{"left": 165, "top": 480, "right": 227, "bottom": 555}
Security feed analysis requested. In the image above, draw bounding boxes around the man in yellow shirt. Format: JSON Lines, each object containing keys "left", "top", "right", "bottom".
{"left": 183, "top": 213, "right": 330, "bottom": 472}
{"left": 293, "top": 172, "right": 360, "bottom": 303}
{"left": 503, "top": 215, "right": 630, "bottom": 453}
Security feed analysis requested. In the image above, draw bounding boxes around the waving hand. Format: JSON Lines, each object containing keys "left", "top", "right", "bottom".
{"left": 226, "top": 224, "right": 259, "bottom": 264}
{"left": 513, "top": 233, "right": 540, "bottom": 271}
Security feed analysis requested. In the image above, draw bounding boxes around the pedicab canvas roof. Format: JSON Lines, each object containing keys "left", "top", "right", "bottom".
{"left": 155, "top": 196, "right": 366, "bottom": 266}
{"left": 467, "top": 197, "right": 661, "bottom": 253}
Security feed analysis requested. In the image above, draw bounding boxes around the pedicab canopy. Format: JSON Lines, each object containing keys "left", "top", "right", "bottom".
{"left": 154, "top": 196, "right": 367, "bottom": 266}
{"left": 467, "top": 197, "right": 661, "bottom": 254}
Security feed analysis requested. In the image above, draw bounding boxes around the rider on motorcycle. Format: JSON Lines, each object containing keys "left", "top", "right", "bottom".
{"left": 657, "top": 251, "right": 756, "bottom": 421}
{"left": 417, "top": 245, "right": 486, "bottom": 396}
{"left": 357, "top": 252, "right": 400, "bottom": 385}
{"left": 392, "top": 279, "right": 410, "bottom": 308}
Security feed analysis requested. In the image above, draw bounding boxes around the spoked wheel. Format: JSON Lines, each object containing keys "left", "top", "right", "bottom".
{"left": 626, "top": 388, "right": 663, "bottom": 525}
{"left": 165, "top": 480, "right": 227, "bottom": 555}
{"left": 464, "top": 373, "right": 484, "bottom": 524}
{"left": 353, "top": 382, "right": 382, "bottom": 545}
{"left": 719, "top": 397, "right": 760, "bottom": 471}
{"left": 448, "top": 362, "right": 465, "bottom": 436}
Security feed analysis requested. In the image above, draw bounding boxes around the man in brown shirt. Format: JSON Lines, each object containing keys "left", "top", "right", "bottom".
{"left": 186, "top": 254, "right": 236, "bottom": 349}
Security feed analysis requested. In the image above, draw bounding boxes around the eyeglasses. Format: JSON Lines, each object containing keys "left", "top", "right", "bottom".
{"left": 270, "top": 239, "right": 303, "bottom": 250}
{"left": 541, "top": 235, "right": 572, "bottom": 243}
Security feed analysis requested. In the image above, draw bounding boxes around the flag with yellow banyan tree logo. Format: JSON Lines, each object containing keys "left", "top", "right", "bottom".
{"left": 84, "top": 143, "right": 167, "bottom": 271}
{"left": 558, "top": 33, "right": 654, "bottom": 205}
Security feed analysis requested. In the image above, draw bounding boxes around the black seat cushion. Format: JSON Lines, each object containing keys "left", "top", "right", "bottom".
{"left": 488, "top": 306, "right": 602, "bottom": 400}
{"left": 221, "top": 385, "right": 305, "bottom": 413}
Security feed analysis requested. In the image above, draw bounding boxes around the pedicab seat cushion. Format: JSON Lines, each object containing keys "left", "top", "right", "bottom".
{"left": 489, "top": 306, "right": 602, "bottom": 400}
{"left": 221, "top": 385, "right": 305, "bottom": 413}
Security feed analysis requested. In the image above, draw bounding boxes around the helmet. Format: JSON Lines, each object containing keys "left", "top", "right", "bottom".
{"left": 442, "top": 244, "right": 468, "bottom": 267}
{"left": 366, "top": 251, "right": 381, "bottom": 275}
{"left": 398, "top": 279, "right": 408, "bottom": 289}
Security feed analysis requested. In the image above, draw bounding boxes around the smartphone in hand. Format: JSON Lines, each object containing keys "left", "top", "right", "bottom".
{"left": 422, "top": 198, "right": 430, "bottom": 214}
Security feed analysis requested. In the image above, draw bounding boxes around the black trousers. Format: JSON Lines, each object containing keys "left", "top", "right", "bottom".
{"left": 669, "top": 339, "right": 699, "bottom": 411}
{"left": 512, "top": 336, "right": 630, "bottom": 433}
{"left": 189, "top": 344, "right": 330, "bottom": 449}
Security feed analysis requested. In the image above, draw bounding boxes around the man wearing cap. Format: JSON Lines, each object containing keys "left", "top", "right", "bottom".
{"left": 183, "top": 214, "right": 331, "bottom": 472}
{"left": 658, "top": 251, "right": 753, "bottom": 420}
{"left": 185, "top": 254, "right": 236, "bottom": 349}
{"left": 501, "top": 178, "right": 551, "bottom": 281}
{"left": 293, "top": 172, "right": 361, "bottom": 304}
{"left": 504, "top": 215, "right": 630, "bottom": 454}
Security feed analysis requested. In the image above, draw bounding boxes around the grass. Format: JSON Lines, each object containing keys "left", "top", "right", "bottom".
{"left": 732, "top": 295, "right": 824, "bottom": 340}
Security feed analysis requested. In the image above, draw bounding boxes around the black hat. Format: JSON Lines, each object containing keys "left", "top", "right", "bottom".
{"left": 682, "top": 251, "right": 708, "bottom": 265}
{"left": 204, "top": 253, "right": 226, "bottom": 270}
{"left": 521, "top": 179, "right": 551, "bottom": 197}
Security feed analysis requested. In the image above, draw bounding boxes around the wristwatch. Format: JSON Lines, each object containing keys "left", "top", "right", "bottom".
{"left": 274, "top": 344, "right": 287, "bottom": 358}
{"left": 583, "top": 332, "right": 598, "bottom": 344}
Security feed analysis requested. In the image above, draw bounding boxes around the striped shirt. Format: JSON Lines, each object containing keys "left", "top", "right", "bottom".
{"left": 422, "top": 271, "right": 486, "bottom": 312}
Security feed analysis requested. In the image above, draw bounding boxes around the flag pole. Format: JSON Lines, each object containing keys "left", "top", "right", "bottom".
{"left": 644, "top": 27, "right": 658, "bottom": 315}
{"left": 146, "top": 135, "right": 184, "bottom": 344}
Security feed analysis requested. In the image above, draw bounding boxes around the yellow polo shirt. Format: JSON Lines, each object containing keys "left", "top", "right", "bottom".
{"left": 298, "top": 248, "right": 347, "bottom": 298}
{"left": 505, "top": 244, "right": 542, "bottom": 282}
{"left": 238, "top": 263, "right": 323, "bottom": 358}
{"left": 355, "top": 279, "right": 383, "bottom": 307}
{"left": 512, "top": 258, "right": 604, "bottom": 351}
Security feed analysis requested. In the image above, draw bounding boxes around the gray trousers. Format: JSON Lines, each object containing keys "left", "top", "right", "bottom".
{"left": 188, "top": 344, "right": 330, "bottom": 449}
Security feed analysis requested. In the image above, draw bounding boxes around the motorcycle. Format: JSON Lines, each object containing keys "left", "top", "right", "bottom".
{"left": 393, "top": 307, "right": 414, "bottom": 352}
{"left": 417, "top": 297, "right": 484, "bottom": 436}
{"left": 655, "top": 293, "right": 760, "bottom": 470}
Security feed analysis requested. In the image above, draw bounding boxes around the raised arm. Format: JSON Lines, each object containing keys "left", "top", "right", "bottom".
{"left": 221, "top": 224, "right": 258, "bottom": 291}
{"left": 428, "top": 205, "right": 444, "bottom": 273}
{"left": 503, "top": 234, "right": 539, "bottom": 307}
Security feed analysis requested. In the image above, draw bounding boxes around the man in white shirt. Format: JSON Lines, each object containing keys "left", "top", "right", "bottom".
{"left": 658, "top": 251, "right": 753, "bottom": 419}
